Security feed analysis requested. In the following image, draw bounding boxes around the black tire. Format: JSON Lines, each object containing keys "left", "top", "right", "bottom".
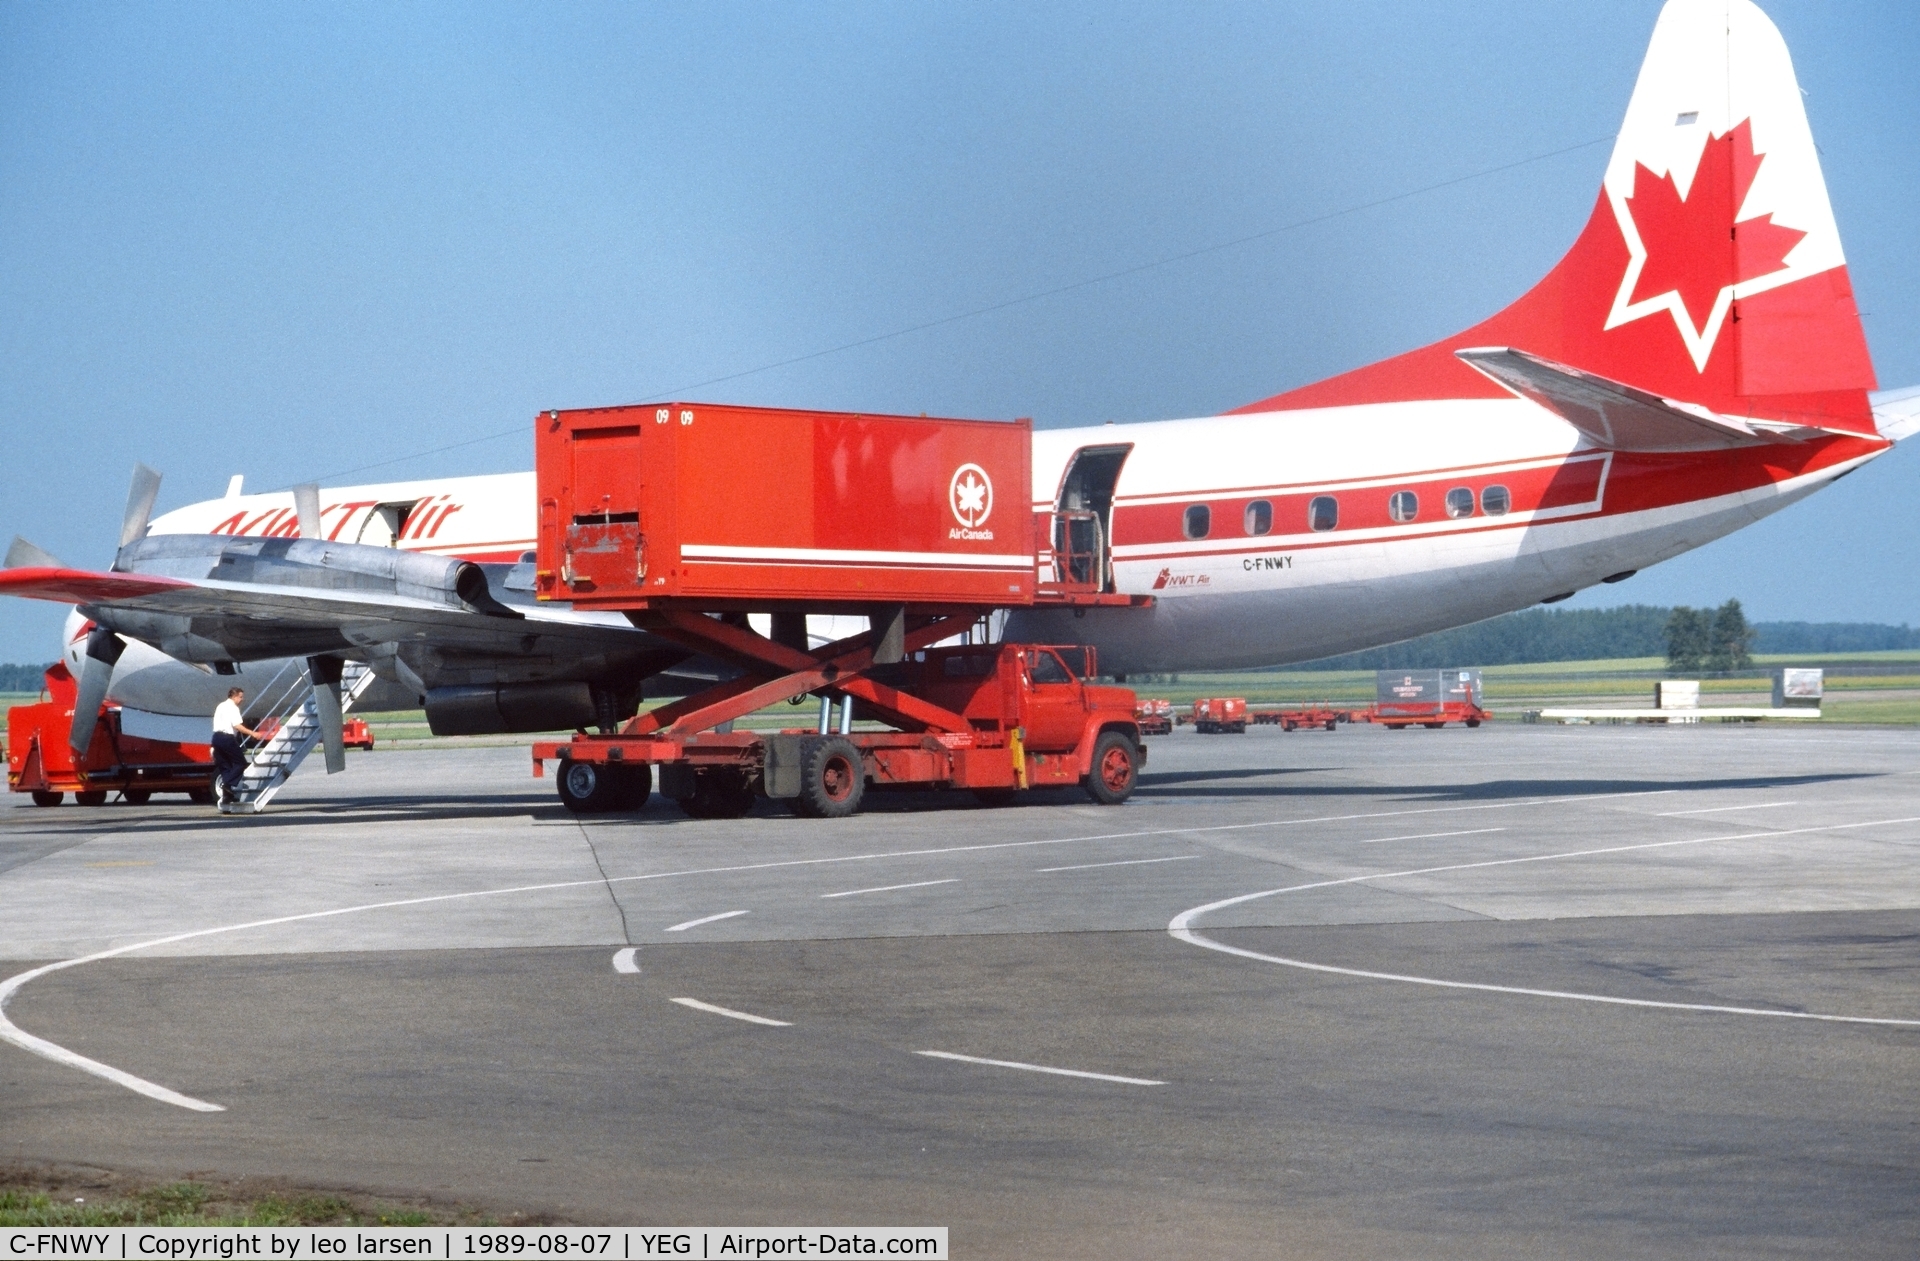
{"left": 75, "top": 790, "right": 108, "bottom": 807}
{"left": 1282, "top": 721, "right": 1296, "bottom": 732}
{"left": 123, "top": 789, "right": 151, "bottom": 805}
{"left": 971, "top": 788, "right": 1022, "bottom": 808}
{"left": 679, "top": 768, "right": 756, "bottom": 819}
{"left": 1424, "top": 722, "right": 1446, "bottom": 730}
{"left": 1084, "top": 731, "right": 1139, "bottom": 805}
{"left": 791, "top": 736, "right": 865, "bottom": 818}
{"left": 1324, "top": 720, "right": 1337, "bottom": 731}
{"left": 611, "top": 765, "right": 652, "bottom": 811}
{"left": 557, "top": 760, "right": 628, "bottom": 814}
{"left": 1465, "top": 719, "right": 1482, "bottom": 728}
{"left": 1387, "top": 724, "right": 1406, "bottom": 731}
{"left": 30, "top": 791, "right": 62, "bottom": 807}
{"left": 187, "top": 786, "right": 214, "bottom": 805}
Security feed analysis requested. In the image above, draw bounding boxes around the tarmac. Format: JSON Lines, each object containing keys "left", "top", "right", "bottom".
{"left": 3, "top": 721, "right": 1918, "bottom": 1258}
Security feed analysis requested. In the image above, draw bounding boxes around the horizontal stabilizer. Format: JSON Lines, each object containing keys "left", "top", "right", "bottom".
{"left": 0, "top": 565, "right": 193, "bottom": 605}
{"left": 1455, "top": 347, "right": 1844, "bottom": 452}
{"left": 5, "top": 537, "right": 63, "bottom": 570}
{"left": 1871, "top": 385, "right": 1920, "bottom": 444}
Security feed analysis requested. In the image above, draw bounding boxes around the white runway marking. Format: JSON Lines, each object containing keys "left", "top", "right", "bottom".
{"left": 671, "top": 997, "right": 791, "bottom": 1027}
{"left": 917, "top": 1049, "right": 1164, "bottom": 1086}
{"left": 1169, "top": 816, "right": 1920, "bottom": 1028}
{"left": 1656, "top": 801, "right": 1796, "bottom": 816}
{"left": 1359, "top": 827, "right": 1506, "bottom": 845}
{"left": 1037, "top": 855, "right": 1200, "bottom": 872}
{"left": 611, "top": 948, "right": 640, "bottom": 974}
{"left": 821, "top": 879, "right": 959, "bottom": 899}
{"left": 0, "top": 785, "right": 1712, "bottom": 1110}
{"left": 665, "top": 910, "right": 750, "bottom": 932}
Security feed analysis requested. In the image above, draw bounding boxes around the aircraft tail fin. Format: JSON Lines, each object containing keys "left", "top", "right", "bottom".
{"left": 1237, "top": 0, "right": 1879, "bottom": 436}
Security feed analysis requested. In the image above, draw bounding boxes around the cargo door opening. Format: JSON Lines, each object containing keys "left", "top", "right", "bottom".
{"left": 357, "top": 501, "right": 421, "bottom": 547}
{"left": 1053, "top": 444, "right": 1131, "bottom": 592}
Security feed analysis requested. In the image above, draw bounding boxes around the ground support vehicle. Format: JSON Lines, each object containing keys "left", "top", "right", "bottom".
{"left": 1191, "top": 697, "right": 1248, "bottom": 734}
{"left": 527, "top": 401, "right": 1149, "bottom": 818}
{"left": 1363, "top": 700, "right": 1492, "bottom": 729}
{"left": 6, "top": 662, "right": 214, "bottom": 805}
{"left": 532, "top": 634, "right": 1145, "bottom": 817}
{"left": 1135, "top": 698, "right": 1174, "bottom": 736}
{"left": 1251, "top": 704, "right": 1351, "bottom": 731}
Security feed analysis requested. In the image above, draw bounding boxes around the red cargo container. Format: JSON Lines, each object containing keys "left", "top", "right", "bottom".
{"left": 1192, "top": 697, "right": 1248, "bottom": 734}
{"left": 536, "top": 402, "right": 1036, "bottom": 611}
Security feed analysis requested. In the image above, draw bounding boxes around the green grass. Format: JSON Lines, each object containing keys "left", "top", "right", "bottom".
{"left": 0, "top": 1183, "right": 452, "bottom": 1227}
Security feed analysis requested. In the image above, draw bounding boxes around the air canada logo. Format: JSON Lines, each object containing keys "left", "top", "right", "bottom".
{"left": 1606, "top": 119, "right": 1806, "bottom": 371}
{"left": 948, "top": 464, "right": 993, "bottom": 539}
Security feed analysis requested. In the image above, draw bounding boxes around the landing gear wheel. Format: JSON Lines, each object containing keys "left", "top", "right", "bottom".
{"left": 678, "top": 768, "right": 756, "bottom": 819}
{"left": 123, "top": 789, "right": 151, "bottom": 805}
{"left": 791, "top": 736, "right": 865, "bottom": 818}
{"left": 1084, "top": 731, "right": 1139, "bottom": 805}
{"left": 75, "top": 790, "right": 108, "bottom": 807}
{"left": 557, "top": 760, "right": 629, "bottom": 814}
{"left": 30, "top": 791, "right": 62, "bottom": 807}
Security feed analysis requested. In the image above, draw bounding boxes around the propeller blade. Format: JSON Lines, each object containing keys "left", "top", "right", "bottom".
{"left": 5, "top": 537, "right": 63, "bottom": 569}
{"left": 69, "top": 627, "right": 127, "bottom": 754}
{"left": 293, "top": 484, "right": 322, "bottom": 540}
{"left": 308, "top": 655, "right": 346, "bottom": 774}
{"left": 119, "top": 464, "right": 163, "bottom": 550}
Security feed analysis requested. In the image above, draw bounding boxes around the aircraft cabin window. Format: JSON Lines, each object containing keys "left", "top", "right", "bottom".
{"left": 1481, "top": 485, "right": 1511, "bottom": 515}
{"left": 1244, "top": 500, "right": 1272, "bottom": 536}
{"left": 1388, "top": 491, "right": 1418, "bottom": 523}
{"left": 1445, "top": 487, "right": 1475, "bottom": 519}
{"left": 1308, "top": 496, "right": 1338, "bottom": 532}
{"left": 1183, "top": 504, "right": 1211, "bottom": 539}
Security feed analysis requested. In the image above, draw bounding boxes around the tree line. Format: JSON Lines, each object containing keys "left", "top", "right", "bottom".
{"left": 1295, "top": 604, "right": 1918, "bottom": 672}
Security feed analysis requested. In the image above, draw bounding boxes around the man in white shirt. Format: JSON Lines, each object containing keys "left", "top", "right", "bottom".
{"left": 210, "top": 687, "right": 261, "bottom": 808}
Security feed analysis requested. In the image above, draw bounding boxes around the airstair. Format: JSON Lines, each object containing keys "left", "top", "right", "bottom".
{"left": 221, "top": 660, "right": 378, "bottom": 814}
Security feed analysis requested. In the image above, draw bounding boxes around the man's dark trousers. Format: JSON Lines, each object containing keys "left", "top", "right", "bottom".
{"left": 211, "top": 731, "right": 246, "bottom": 796}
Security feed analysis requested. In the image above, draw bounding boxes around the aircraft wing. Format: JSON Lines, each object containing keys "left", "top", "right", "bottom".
{"left": 1454, "top": 347, "right": 1864, "bottom": 453}
{"left": 1, "top": 535, "right": 666, "bottom": 663}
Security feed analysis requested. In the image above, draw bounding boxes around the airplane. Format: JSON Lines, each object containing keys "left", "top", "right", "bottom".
{"left": 5, "top": 0, "right": 1917, "bottom": 803}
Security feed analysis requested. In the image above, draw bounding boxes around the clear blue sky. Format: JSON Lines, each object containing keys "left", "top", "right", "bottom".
{"left": 2, "top": 2, "right": 1915, "bottom": 660}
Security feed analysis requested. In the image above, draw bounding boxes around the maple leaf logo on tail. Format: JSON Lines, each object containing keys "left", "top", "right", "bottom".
{"left": 1608, "top": 119, "right": 1806, "bottom": 371}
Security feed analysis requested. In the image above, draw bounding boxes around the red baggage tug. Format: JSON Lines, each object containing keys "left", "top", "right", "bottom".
{"left": 529, "top": 403, "right": 1150, "bottom": 818}
{"left": 7, "top": 662, "right": 215, "bottom": 806}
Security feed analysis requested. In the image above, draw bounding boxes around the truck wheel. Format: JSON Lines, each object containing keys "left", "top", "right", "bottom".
{"left": 1424, "top": 722, "right": 1446, "bottom": 730}
{"left": 1324, "top": 720, "right": 1337, "bottom": 731}
{"left": 680, "top": 768, "right": 755, "bottom": 819}
{"left": 1465, "top": 719, "right": 1481, "bottom": 728}
{"left": 1084, "top": 732, "right": 1138, "bottom": 805}
{"left": 792, "top": 737, "right": 865, "bottom": 818}
{"left": 558, "top": 760, "right": 626, "bottom": 814}
{"left": 75, "top": 790, "right": 108, "bottom": 807}
{"left": 30, "top": 791, "right": 62, "bottom": 807}
{"left": 1283, "top": 721, "right": 1296, "bottom": 732}
{"left": 123, "top": 789, "right": 151, "bottom": 805}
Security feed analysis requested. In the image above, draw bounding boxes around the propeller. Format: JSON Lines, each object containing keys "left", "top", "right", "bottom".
{"left": 69, "top": 625, "right": 126, "bottom": 754}
{"left": 118, "top": 463, "right": 163, "bottom": 553}
{"left": 5, "top": 537, "right": 63, "bottom": 569}
{"left": 293, "top": 483, "right": 322, "bottom": 540}
{"left": 307, "top": 655, "right": 347, "bottom": 774}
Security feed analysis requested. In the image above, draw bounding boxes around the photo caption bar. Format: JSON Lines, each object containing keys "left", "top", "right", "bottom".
{"left": 1, "top": 1229, "right": 946, "bottom": 1261}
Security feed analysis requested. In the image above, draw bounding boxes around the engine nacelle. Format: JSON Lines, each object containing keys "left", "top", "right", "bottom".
{"left": 424, "top": 682, "right": 597, "bottom": 736}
